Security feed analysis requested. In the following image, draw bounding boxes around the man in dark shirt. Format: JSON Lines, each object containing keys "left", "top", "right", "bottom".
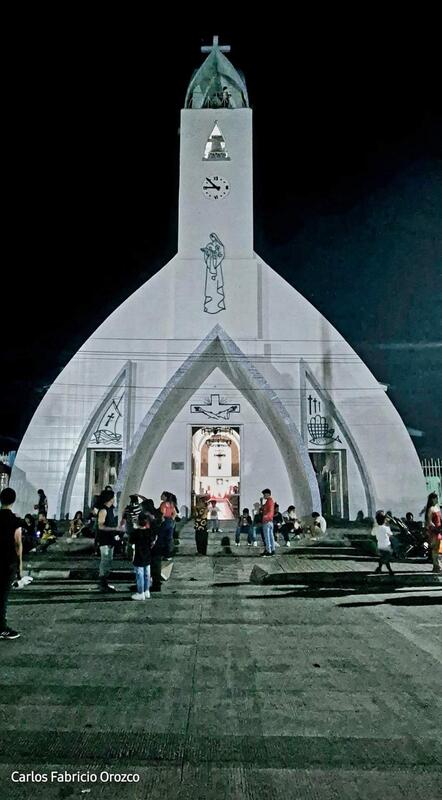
{"left": 0, "top": 488, "right": 23, "bottom": 640}
{"left": 97, "top": 489, "right": 122, "bottom": 592}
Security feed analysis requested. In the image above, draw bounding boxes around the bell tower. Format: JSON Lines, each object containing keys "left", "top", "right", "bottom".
{"left": 178, "top": 36, "right": 254, "bottom": 259}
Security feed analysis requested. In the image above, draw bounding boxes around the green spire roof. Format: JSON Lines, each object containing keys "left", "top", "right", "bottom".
{"left": 185, "top": 43, "right": 249, "bottom": 109}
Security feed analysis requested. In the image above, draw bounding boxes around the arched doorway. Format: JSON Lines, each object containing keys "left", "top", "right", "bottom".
{"left": 191, "top": 426, "right": 240, "bottom": 518}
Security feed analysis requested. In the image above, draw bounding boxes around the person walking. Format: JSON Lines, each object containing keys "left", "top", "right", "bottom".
{"left": 130, "top": 512, "right": 158, "bottom": 600}
{"left": 0, "top": 488, "right": 23, "bottom": 640}
{"left": 96, "top": 489, "right": 122, "bottom": 592}
{"left": 194, "top": 500, "right": 209, "bottom": 555}
{"left": 372, "top": 511, "right": 394, "bottom": 575}
{"left": 261, "top": 489, "right": 275, "bottom": 557}
{"left": 425, "top": 492, "right": 442, "bottom": 573}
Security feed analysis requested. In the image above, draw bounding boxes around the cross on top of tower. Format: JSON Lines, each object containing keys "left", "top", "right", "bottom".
{"left": 201, "top": 35, "right": 231, "bottom": 54}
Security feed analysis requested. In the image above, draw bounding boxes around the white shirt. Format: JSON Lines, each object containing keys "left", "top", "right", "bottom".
{"left": 373, "top": 523, "right": 392, "bottom": 549}
{"left": 314, "top": 515, "right": 327, "bottom": 534}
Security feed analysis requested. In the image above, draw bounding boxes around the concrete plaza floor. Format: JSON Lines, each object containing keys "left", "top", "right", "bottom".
{"left": 1, "top": 524, "right": 441, "bottom": 799}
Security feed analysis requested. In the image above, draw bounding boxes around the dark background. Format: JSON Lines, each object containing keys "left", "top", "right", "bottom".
{"left": 3, "top": 16, "right": 441, "bottom": 457}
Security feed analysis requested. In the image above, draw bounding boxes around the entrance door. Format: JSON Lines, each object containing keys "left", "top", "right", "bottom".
{"left": 191, "top": 426, "right": 240, "bottom": 519}
{"left": 309, "top": 450, "right": 348, "bottom": 519}
{"left": 84, "top": 449, "right": 122, "bottom": 512}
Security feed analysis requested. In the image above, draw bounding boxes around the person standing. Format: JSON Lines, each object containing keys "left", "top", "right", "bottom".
{"left": 425, "top": 492, "right": 442, "bottom": 573}
{"left": 0, "top": 488, "right": 23, "bottom": 640}
{"left": 96, "top": 489, "right": 121, "bottom": 592}
{"left": 130, "top": 512, "right": 158, "bottom": 600}
{"left": 194, "top": 501, "right": 209, "bottom": 555}
{"left": 121, "top": 495, "right": 142, "bottom": 536}
{"left": 159, "top": 492, "right": 176, "bottom": 560}
{"left": 252, "top": 503, "right": 263, "bottom": 547}
{"left": 372, "top": 511, "right": 394, "bottom": 575}
{"left": 34, "top": 489, "right": 48, "bottom": 517}
{"left": 208, "top": 500, "right": 220, "bottom": 533}
{"left": 261, "top": 489, "right": 275, "bottom": 557}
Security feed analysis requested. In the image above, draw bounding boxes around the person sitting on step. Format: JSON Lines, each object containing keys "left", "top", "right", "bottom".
{"left": 235, "top": 508, "right": 254, "bottom": 546}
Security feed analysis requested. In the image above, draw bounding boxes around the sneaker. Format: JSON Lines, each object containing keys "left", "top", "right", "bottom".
{"left": 163, "top": 557, "right": 173, "bottom": 562}
{"left": 261, "top": 552, "right": 271, "bottom": 558}
{"left": 270, "top": 551, "right": 276, "bottom": 556}
{"left": 131, "top": 593, "right": 145, "bottom": 601}
{"left": 374, "top": 567, "right": 382, "bottom": 574}
{"left": 144, "top": 590, "right": 151, "bottom": 599}
{"left": 253, "top": 541, "right": 257, "bottom": 547}
{"left": 0, "top": 627, "right": 20, "bottom": 640}
{"left": 274, "top": 541, "right": 280, "bottom": 547}
{"left": 285, "top": 541, "right": 291, "bottom": 547}
{"left": 100, "top": 582, "right": 117, "bottom": 593}
{"left": 247, "top": 542, "right": 251, "bottom": 546}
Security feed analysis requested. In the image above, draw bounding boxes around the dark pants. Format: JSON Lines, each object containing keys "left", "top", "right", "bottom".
{"left": 150, "top": 548, "right": 163, "bottom": 591}
{"left": 377, "top": 548, "right": 394, "bottom": 574}
{"left": 159, "top": 519, "right": 174, "bottom": 558}
{"left": 0, "top": 564, "right": 17, "bottom": 631}
{"left": 195, "top": 529, "right": 208, "bottom": 554}
{"left": 280, "top": 523, "right": 294, "bottom": 543}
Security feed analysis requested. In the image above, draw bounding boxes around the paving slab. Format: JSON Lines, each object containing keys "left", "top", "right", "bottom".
{"left": 2, "top": 523, "right": 441, "bottom": 799}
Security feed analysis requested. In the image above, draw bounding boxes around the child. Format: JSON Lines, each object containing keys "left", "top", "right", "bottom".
{"left": 208, "top": 500, "right": 220, "bottom": 533}
{"left": 130, "top": 512, "right": 158, "bottom": 600}
{"left": 372, "top": 511, "right": 394, "bottom": 575}
{"left": 194, "top": 501, "right": 209, "bottom": 555}
{"left": 235, "top": 508, "right": 254, "bottom": 546}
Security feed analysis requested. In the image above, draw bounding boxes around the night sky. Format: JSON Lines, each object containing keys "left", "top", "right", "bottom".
{"left": 3, "top": 20, "right": 441, "bottom": 458}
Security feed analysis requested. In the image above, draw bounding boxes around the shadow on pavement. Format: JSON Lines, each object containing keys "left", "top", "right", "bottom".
{"left": 338, "top": 594, "right": 442, "bottom": 607}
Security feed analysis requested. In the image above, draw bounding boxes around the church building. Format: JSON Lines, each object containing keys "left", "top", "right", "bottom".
{"left": 12, "top": 37, "right": 426, "bottom": 521}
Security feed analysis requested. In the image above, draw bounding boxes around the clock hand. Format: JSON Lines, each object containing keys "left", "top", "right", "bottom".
{"left": 205, "top": 178, "right": 221, "bottom": 191}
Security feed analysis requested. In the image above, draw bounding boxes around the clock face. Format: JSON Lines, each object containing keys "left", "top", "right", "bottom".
{"left": 202, "top": 176, "right": 230, "bottom": 200}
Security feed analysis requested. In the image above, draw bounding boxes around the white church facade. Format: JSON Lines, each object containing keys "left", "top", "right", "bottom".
{"left": 12, "top": 37, "right": 426, "bottom": 522}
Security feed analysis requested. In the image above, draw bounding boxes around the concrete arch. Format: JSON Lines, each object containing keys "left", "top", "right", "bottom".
{"left": 58, "top": 361, "right": 133, "bottom": 517}
{"left": 302, "top": 362, "right": 376, "bottom": 517}
{"left": 117, "top": 325, "right": 320, "bottom": 516}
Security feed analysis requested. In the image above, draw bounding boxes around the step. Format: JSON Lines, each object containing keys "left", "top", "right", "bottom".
{"left": 250, "top": 565, "right": 442, "bottom": 588}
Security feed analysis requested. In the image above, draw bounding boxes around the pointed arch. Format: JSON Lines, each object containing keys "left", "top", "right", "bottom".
{"left": 117, "top": 326, "right": 320, "bottom": 516}
{"left": 58, "top": 360, "right": 134, "bottom": 517}
{"left": 300, "top": 360, "right": 376, "bottom": 517}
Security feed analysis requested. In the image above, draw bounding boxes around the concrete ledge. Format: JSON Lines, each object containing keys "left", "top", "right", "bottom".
{"left": 250, "top": 567, "right": 442, "bottom": 588}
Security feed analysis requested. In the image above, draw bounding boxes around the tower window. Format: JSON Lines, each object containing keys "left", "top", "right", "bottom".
{"left": 203, "top": 122, "right": 230, "bottom": 161}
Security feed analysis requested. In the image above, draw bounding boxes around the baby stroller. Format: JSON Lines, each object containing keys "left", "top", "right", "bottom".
{"left": 388, "top": 516, "right": 429, "bottom": 560}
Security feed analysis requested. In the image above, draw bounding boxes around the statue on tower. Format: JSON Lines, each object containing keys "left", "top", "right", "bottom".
{"left": 201, "top": 232, "right": 226, "bottom": 314}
